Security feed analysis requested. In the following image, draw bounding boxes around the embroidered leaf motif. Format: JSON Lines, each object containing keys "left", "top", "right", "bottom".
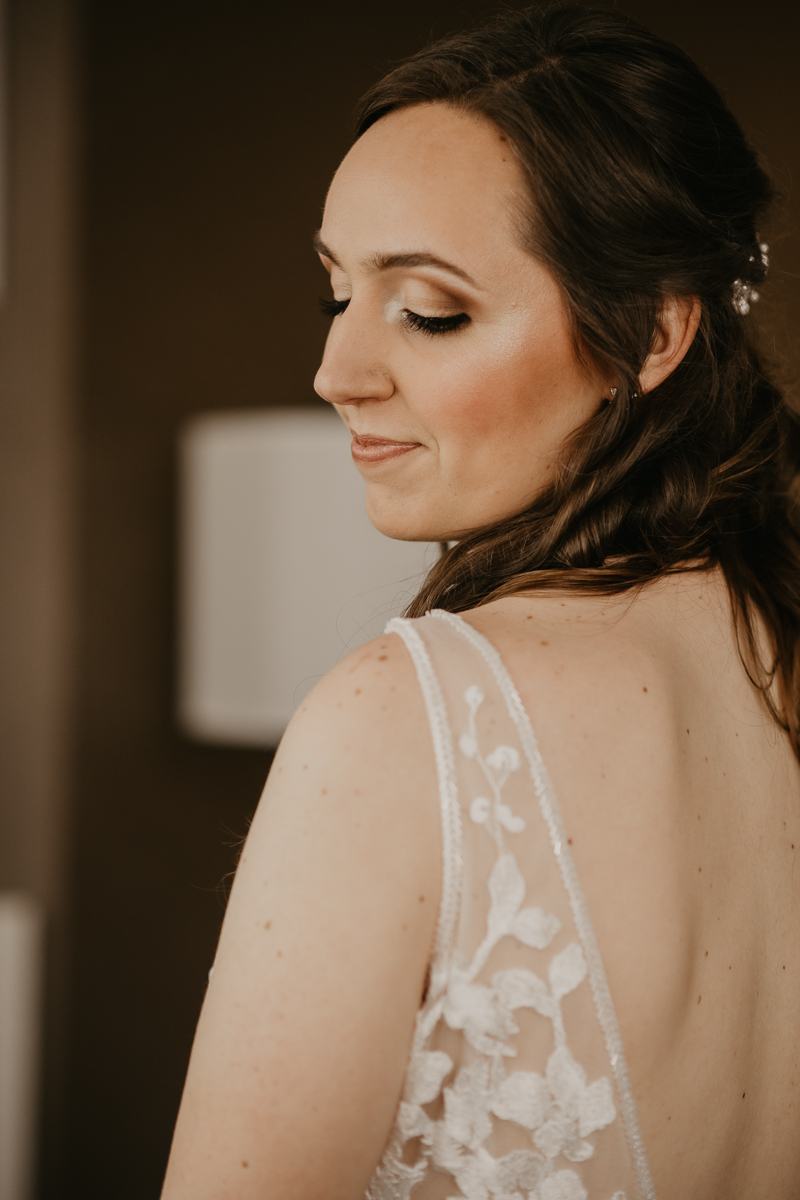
{"left": 366, "top": 1153, "right": 427, "bottom": 1200}
{"left": 560, "top": 1133, "right": 594, "bottom": 1164}
{"left": 548, "top": 943, "right": 587, "bottom": 999}
{"left": 537, "top": 1168, "right": 588, "bottom": 1200}
{"left": 492, "top": 1070, "right": 549, "bottom": 1129}
{"left": 493, "top": 1148, "right": 545, "bottom": 1191}
{"left": 460, "top": 1146, "right": 545, "bottom": 1195}
{"left": 366, "top": 666, "right": 629, "bottom": 1200}
{"left": 487, "top": 854, "right": 526, "bottom": 939}
{"left": 403, "top": 1048, "right": 453, "bottom": 1106}
{"left": 451, "top": 1153, "right": 491, "bottom": 1200}
{"left": 397, "top": 1100, "right": 433, "bottom": 1142}
{"left": 441, "top": 1144, "right": 545, "bottom": 1200}
{"left": 431, "top": 1121, "right": 464, "bottom": 1174}
{"left": 533, "top": 1045, "right": 616, "bottom": 1162}
{"left": 485, "top": 744, "right": 521, "bottom": 774}
{"left": 493, "top": 967, "right": 555, "bottom": 1019}
{"left": 470, "top": 796, "right": 491, "bottom": 824}
{"left": 443, "top": 1060, "right": 493, "bottom": 1151}
{"left": 511, "top": 906, "right": 561, "bottom": 949}
{"left": 534, "top": 1106, "right": 587, "bottom": 1161}
{"left": 460, "top": 733, "right": 479, "bottom": 759}
{"left": 578, "top": 1075, "right": 616, "bottom": 1138}
{"left": 497, "top": 802, "right": 526, "bottom": 833}
{"left": 546, "top": 1046, "right": 592, "bottom": 1119}
{"left": 444, "top": 976, "right": 518, "bottom": 1055}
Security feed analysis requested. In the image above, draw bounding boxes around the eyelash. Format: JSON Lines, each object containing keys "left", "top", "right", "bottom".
{"left": 404, "top": 311, "right": 470, "bottom": 336}
{"left": 318, "top": 296, "right": 469, "bottom": 336}
{"left": 319, "top": 297, "right": 349, "bottom": 318}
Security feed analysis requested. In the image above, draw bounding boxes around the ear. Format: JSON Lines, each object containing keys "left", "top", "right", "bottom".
{"left": 638, "top": 295, "right": 701, "bottom": 395}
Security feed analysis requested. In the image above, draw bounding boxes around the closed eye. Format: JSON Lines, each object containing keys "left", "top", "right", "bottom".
{"left": 319, "top": 296, "right": 469, "bottom": 337}
{"left": 319, "top": 296, "right": 349, "bottom": 317}
{"left": 402, "top": 311, "right": 469, "bottom": 336}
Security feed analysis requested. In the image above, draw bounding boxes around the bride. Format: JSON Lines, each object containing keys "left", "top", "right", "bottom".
{"left": 161, "top": 7, "right": 800, "bottom": 1198}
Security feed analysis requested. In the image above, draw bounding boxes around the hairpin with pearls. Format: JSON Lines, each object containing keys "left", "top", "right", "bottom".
{"left": 732, "top": 242, "right": 769, "bottom": 316}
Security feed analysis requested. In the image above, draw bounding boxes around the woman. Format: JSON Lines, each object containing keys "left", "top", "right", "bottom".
{"left": 161, "top": 7, "right": 800, "bottom": 1198}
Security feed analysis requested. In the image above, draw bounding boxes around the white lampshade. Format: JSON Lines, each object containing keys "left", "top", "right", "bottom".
{"left": 178, "top": 407, "right": 438, "bottom": 746}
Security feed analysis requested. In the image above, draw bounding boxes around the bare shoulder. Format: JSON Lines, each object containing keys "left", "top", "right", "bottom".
{"left": 266, "top": 627, "right": 440, "bottom": 850}
{"left": 288, "top": 626, "right": 428, "bottom": 755}
{"left": 161, "top": 629, "right": 443, "bottom": 1199}
{"left": 256, "top": 624, "right": 442, "bottom": 961}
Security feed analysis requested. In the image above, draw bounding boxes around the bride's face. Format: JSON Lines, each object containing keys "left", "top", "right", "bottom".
{"left": 314, "top": 103, "right": 606, "bottom": 542}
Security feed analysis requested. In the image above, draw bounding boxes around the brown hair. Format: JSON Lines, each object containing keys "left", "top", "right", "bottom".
{"left": 354, "top": 4, "right": 800, "bottom": 755}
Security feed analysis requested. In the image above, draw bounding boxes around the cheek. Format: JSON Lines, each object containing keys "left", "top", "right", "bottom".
{"left": 413, "top": 319, "right": 584, "bottom": 452}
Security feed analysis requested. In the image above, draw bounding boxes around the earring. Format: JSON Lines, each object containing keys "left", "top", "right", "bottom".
{"left": 609, "top": 387, "right": 618, "bottom": 399}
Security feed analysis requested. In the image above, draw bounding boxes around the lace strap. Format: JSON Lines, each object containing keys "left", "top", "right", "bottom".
{"left": 429, "top": 609, "right": 657, "bottom": 1200}
{"left": 385, "top": 617, "right": 464, "bottom": 993}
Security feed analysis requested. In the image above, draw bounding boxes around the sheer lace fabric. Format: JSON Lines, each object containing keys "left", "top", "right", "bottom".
{"left": 366, "top": 612, "right": 656, "bottom": 1200}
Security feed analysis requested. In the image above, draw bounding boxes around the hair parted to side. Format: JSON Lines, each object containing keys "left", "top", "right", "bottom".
{"left": 354, "top": 3, "right": 800, "bottom": 757}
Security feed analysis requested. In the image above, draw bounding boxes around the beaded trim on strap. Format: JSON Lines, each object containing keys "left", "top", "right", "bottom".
{"left": 385, "top": 617, "right": 464, "bottom": 989}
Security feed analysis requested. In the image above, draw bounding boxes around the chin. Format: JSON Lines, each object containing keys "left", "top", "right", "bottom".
{"left": 368, "top": 513, "right": 446, "bottom": 543}
{"left": 364, "top": 488, "right": 519, "bottom": 544}
{"left": 365, "top": 494, "right": 451, "bottom": 543}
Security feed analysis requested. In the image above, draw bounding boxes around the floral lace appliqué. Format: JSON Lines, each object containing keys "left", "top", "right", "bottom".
{"left": 367, "top": 686, "right": 623, "bottom": 1200}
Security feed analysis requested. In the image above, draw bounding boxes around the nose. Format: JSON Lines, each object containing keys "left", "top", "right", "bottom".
{"left": 313, "top": 309, "right": 394, "bottom": 408}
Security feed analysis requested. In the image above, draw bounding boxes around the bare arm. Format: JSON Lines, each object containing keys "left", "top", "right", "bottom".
{"left": 161, "top": 632, "right": 441, "bottom": 1199}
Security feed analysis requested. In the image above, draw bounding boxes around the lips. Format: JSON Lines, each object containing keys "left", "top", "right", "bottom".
{"left": 350, "top": 433, "right": 421, "bottom": 465}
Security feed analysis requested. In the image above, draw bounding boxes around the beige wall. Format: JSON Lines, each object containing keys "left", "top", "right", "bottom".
{"left": 0, "top": 0, "right": 75, "bottom": 911}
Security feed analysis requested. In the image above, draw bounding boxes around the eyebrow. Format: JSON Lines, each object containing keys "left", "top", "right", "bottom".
{"left": 312, "top": 232, "right": 479, "bottom": 288}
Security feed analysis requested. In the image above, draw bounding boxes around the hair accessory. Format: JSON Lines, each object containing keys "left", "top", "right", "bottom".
{"left": 732, "top": 242, "right": 769, "bottom": 316}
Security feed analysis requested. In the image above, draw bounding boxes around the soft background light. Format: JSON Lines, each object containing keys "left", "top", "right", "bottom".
{"left": 0, "top": 893, "right": 42, "bottom": 1200}
{"left": 178, "top": 408, "right": 437, "bottom": 745}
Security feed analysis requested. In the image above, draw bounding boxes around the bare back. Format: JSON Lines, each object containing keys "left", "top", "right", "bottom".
{"left": 162, "top": 568, "right": 800, "bottom": 1200}
{"left": 464, "top": 569, "right": 800, "bottom": 1199}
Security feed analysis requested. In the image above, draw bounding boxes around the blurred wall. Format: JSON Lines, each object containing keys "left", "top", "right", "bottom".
{"left": 40, "top": 0, "right": 800, "bottom": 1196}
{"left": 0, "top": 0, "right": 76, "bottom": 1193}
{"left": 0, "top": 0, "right": 74, "bottom": 920}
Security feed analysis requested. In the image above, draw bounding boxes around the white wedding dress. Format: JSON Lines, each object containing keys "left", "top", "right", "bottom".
{"left": 366, "top": 611, "right": 657, "bottom": 1200}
